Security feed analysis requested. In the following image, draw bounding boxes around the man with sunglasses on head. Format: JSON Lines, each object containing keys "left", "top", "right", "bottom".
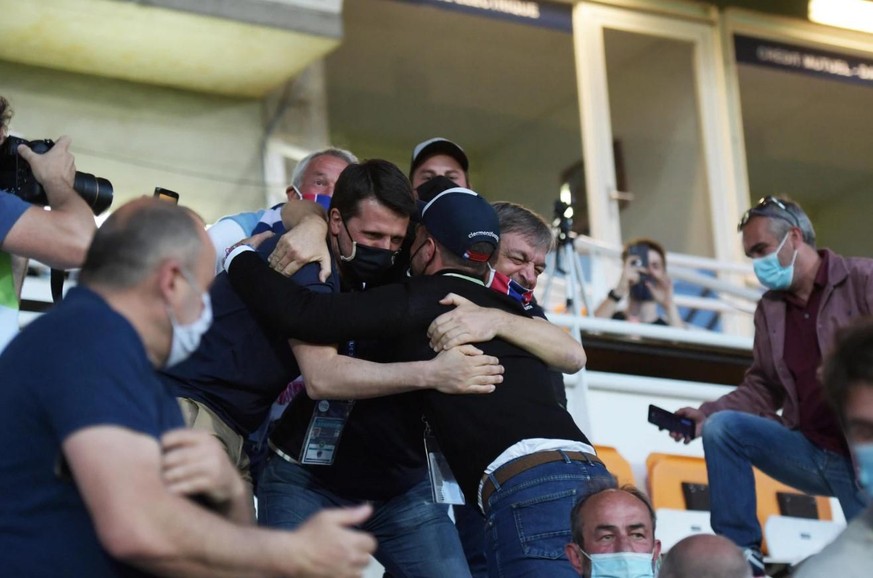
{"left": 673, "top": 195, "right": 870, "bottom": 577}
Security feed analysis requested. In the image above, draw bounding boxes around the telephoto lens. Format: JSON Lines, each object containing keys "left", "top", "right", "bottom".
{"left": 73, "top": 172, "right": 113, "bottom": 215}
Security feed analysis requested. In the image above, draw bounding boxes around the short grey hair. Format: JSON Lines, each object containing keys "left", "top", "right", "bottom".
{"left": 768, "top": 200, "right": 816, "bottom": 247}
{"left": 741, "top": 196, "right": 816, "bottom": 247}
{"left": 79, "top": 200, "right": 205, "bottom": 289}
{"left": 492, "top": 201, "right": 554, "bottom": 253}
{"left": 290, "top": 147, "right": 358, "bottom": 190}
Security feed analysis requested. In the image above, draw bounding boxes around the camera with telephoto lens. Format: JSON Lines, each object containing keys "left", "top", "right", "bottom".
{"left": 0, "top": 136, "right": 113, "bottom": 215}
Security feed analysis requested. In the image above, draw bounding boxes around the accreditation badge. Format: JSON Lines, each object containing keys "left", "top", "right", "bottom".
{"left": 299, "top": 399, "right": 355, "bottom": 465}
{"left": 424, "top": 429, "right": 465, "bottom": 505}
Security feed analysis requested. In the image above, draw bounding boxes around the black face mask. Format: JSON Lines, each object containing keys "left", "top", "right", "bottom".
{"left": 339, "top": 221, "right": 398, "bottom": 286}
{"left": 405, "top": 239, "right": 426, "bottom": 277}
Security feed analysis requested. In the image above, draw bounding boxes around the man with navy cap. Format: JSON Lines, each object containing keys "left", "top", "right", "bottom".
{"left": 226, "top": 187, "right": 613, "bottom": 578}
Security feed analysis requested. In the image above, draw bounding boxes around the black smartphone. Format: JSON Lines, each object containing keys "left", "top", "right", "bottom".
{"left": 681, "top": 482, "right": 711, "bottom": 511}
{"left": 154, "top": 187, "right": 180, "bottom": 204}
{"left": 627, "top": 243, "right": 652, "bottom": 301}
{"left": 648, "top": 404, "right": 696, "bottom": 439}
{"left": 628, "top": 243, "right": 649, "bottom": 269}
{"left": 776, "top": 492, "right": 819, "bottom": 519}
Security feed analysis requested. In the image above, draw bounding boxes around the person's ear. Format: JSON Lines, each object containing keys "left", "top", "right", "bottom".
{"left": 155, "top": 259, "right": 185, "bottom": 312}
{"left": 285, "top": 185, "right": 301, "bottom": 201}
{"left": 565, "top": 543, "right": 586, "bottom": 576}
{"left": 421, "top": 237, "right": 436, "bottom": 263}
{"left": 328, "top": 208, "right": 344, "bottom": 237}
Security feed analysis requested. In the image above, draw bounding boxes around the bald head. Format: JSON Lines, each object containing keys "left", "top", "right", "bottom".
{"left": 80, "top": 197, "right": 211, "bottom": 290}
{"left": 566, "top": 486, "right": 660, "bottom": 577}
{"left": 659, "top": 535, "right": 751, "bottom": 578}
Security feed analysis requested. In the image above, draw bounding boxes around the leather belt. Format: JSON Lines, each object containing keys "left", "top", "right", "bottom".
{"left": 480, "top": 450, "right": 604, "bottom": 510}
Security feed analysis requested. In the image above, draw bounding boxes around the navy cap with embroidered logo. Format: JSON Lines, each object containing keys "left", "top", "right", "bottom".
{"left": 409, "top": 138, "right": 469, "bottom": 177}
{"left": 417, "top": 187, "right": 499, "bottom": 263}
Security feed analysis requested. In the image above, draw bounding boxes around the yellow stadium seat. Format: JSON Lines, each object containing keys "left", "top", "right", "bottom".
{"left": 645, "top": 452, "right": 833, "bottom": 555}
{"left": 754, "top": 469, "right": 832, "bottom": 523}
{"left": 645, "top": 453, "right": 708, "bottom": 511}
{"left": 593, "top": 445, "right": 636, "bottom": 487}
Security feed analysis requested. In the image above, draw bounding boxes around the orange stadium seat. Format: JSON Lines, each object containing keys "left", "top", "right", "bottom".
{"left": 645, "top": 453, "right": 708, "bottom": 510}
{"left": 754, "top": 469, "right": 832, "bottom": 523}
{"left": 593, "top": 445, "right": 636, "bottom": 487}
{"left": 645, "top": 452, "right": 833, "bottom": 555}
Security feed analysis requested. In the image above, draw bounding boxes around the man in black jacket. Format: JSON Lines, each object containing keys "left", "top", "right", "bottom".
{"left": 226, "top": 187, "right": 615, "bottom": 578}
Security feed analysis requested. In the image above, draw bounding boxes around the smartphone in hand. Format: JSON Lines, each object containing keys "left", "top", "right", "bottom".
{"left": 627, "top": 243, "right": 653, "bottom": 301}
{"left": 648, "top": 404, "right": 695, "bottom": 439}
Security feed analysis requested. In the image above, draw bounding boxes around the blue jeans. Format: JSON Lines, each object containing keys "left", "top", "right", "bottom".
{"left": 257, "top": 454, "right": 471, "bottom": 578}
{"left": 702, "top": 410, "right": 866, "bottom": 550}
{"left": 454, "top": 503, "right": 488, "bottom": 578}
{"left": 483, "top": 453, "right": 616, "bottom": 578}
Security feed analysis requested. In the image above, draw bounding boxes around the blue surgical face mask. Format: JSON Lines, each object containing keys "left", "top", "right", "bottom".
{"left": 583, "top": 550, "right": 656, "bottom": 578}
{"left": 752, "top": 233, "right": 797, "bottom": 291}
{"left": 852, "top": 442, "right": 873, "bottom": 500}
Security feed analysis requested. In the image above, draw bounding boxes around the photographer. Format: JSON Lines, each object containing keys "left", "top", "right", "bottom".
{"left": 0, "top": 96, "right": 96, "bottom": 350}
{"left": 594, "top": 237, "right": 683, "bottom": 328}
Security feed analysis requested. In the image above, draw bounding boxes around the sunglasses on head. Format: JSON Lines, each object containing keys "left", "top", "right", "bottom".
{"left": 737, "top": 195, "right": 800, "bottom": 231}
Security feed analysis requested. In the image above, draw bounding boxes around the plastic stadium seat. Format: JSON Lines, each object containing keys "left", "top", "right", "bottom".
{"left": 753, "top": 469, "right": 832, "bottom": 524}
{"left": 656, "top": 509, "right": 714, "bottom": 552}
{"left": 646, "top": 453, "right": 708, "bottom": 510}
{"left": 645, "top": 452, "right": 834, "bottom": 556}
{"left": 593, "top": 445, "right": 636, "bottom": 487}
{"left": 764, "top": 516, "right": 845, "bottom": 563}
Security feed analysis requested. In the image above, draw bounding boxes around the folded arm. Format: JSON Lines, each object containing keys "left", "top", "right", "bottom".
{"left": 160, "top": 428, "right": 253, "bottom": 524}
{"left": 65, "top": 425, "right": 375, "bottom": 578}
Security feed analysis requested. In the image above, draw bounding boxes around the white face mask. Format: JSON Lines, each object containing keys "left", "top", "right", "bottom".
{"left": 583, "top": 550, "right": 657, "bottom": 578}
{"left": 165, "top": 271, "right": 213, "bottom": 368}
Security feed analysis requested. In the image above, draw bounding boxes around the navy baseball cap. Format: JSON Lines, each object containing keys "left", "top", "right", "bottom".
{"left": 409, "top": 138, "right": 469, "bottom": 177}
{"left": 416, "top": 187, "right": 499, "bottom": 263}
{"left": 415, "top": 175, "right": 458, "bottom": 203}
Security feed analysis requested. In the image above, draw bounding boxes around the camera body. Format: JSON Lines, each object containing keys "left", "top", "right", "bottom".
{"left": 0, "top": 136, "right": 113, "bottom": 215}
{"left": 627, "top": 242, "right": 653, "bottom": 302}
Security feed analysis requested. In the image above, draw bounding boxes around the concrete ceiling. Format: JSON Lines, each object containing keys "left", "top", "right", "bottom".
{"left": 324, "top": 0, "right": 580, "bottom": 167}
{"left": 325, "top": 0, "right": 873, "bottom": 221}
{"left": 0, "top": 0, "right": 341, "bottom": 97}
{"left": 738, "top": 62, "right": 873, "bottom": 207}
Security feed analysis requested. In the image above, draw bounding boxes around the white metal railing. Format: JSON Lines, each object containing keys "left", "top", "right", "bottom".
{"left": 584, "top": 371, "right": 731, "bottom": 402}
{"left": 549, "top": 313, "right": 753, "bottom": 350}
{"left": 538, "top": 233, "right": 763, "bottom": 336}
{"left": 539, "top": 235, "right": 759, "bottom": 433}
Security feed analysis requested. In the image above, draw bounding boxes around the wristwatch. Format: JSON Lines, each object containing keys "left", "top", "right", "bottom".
{"left": 608, "top": 289, "right": 623, "bottom": 303}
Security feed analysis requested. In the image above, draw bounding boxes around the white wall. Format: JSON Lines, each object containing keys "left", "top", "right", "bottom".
{"left": 1, "top": 60, "right": 268, "bottom": 224}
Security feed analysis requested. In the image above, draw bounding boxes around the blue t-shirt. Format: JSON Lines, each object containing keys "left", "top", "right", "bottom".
{"left": 0, "top": 190, "right": 29, "bottom": 242}
{"left": 0, "top": 286, "right": 184, "bottom": 578}
{"left": 161, "top": 234, "right": 339, "bottom": 435}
